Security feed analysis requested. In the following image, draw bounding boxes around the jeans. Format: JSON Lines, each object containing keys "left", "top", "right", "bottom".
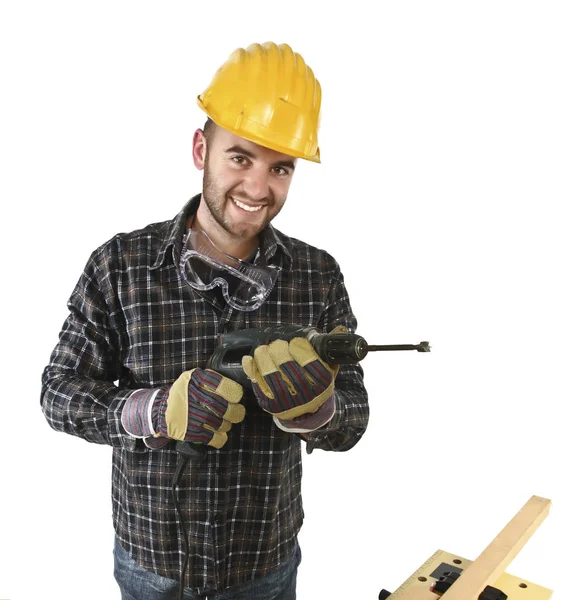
{"left": 114, "top": 537, "right": 301, "bottom": 600}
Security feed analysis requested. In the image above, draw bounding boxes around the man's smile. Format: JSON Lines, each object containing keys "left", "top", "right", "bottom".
{"left": 230, "top": 196, "right": 266, "bottom": 213}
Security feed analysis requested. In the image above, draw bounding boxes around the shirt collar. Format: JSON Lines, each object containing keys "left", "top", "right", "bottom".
{"left": 150, "top": 195, "right": 200, "bottom": 270}
{"left": 150, "top": 194, "right": 293, "bottom": 271}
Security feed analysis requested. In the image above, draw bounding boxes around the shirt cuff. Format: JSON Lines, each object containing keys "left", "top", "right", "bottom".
{"left": 273, "top": 394, "right": 336, "bottom": 433}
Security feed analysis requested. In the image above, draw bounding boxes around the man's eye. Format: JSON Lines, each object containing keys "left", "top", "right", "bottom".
{"left": 232, "top": 156, "right": 248, "bottom": 165}
{"left": 272, "top": 166, "right": 288, "bottom": 176}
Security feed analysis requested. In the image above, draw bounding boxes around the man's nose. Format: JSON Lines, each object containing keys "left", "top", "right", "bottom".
{"left": 242, "top": 169, "right": 270, "bottom": 201}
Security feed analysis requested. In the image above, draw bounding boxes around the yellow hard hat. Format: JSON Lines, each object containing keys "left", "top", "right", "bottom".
{"left": 197, "top": 42, "right": 321, "bottom": 163}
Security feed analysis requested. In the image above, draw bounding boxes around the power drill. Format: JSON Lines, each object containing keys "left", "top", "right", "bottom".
{"left": 207, "top": 324, "right": 430, "bottom": 388}
{"left": 176, "top": 324, "right": 429, "bottom": 459}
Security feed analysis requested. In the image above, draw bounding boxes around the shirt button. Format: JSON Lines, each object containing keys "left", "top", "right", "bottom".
{"left": 214, "top": 513, "right": 226, "bottom": 526}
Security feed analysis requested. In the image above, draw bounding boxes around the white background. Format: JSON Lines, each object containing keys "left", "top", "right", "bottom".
{"left": 1, "top": 2, "right": 560, "bottom": 598}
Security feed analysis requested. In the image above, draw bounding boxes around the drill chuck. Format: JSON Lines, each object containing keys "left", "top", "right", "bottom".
{"left": 308, "top": 331, "right": 370, "bottom": 363}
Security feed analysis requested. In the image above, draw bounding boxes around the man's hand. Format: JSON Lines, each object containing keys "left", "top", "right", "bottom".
{"left": 123, "top": 369, "right": 245, "bottom": 449}
{"left": 241, "top": 338, "right": 337, "bottom": 432}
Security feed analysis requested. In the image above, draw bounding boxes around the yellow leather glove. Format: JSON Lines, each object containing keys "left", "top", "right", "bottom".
{"left": 159, "top": 368, "right": 246, "bottom": 448}
{"left": 241, "top": 337, "right": 337, "bottom": 423}
{"left": 122, "top": 369, "right": 246, "bottom": 449}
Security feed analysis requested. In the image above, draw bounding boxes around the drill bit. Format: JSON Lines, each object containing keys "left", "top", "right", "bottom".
{"left": 367, "top": 341, "right": 430, "bottom": 353}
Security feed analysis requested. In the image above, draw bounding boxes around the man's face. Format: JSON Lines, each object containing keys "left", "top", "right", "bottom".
{"left": 198, "top": 127, "right": 296, "bottom": 241}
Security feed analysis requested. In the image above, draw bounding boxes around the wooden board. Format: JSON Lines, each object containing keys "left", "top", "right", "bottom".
{"left": 443, "top": 495, "right": 551, "bottom": 600}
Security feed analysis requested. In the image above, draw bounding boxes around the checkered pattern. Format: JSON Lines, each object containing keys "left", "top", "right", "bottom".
{"left": 40, "top": 194, "right": 369, "bottom": 593}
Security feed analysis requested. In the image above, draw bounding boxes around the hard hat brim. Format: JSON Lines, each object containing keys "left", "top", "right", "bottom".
{"left": 197, "top": 98, "right": 321, "bottom": 164}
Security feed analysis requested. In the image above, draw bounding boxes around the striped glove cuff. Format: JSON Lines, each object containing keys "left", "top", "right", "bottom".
{"left": 121, "top": 388, "right": 172, "bottom": 448}
{"left": 273, "top": 393, "right": 336, "bottom": 433}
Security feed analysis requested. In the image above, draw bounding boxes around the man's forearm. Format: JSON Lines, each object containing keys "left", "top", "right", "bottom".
{"left": 41, "top": 368, "right": 142, "bottom": 450}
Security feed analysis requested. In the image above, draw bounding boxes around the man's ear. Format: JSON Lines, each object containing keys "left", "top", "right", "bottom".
{"left": 192, "top": 129, "right": 206, "bottom": 170}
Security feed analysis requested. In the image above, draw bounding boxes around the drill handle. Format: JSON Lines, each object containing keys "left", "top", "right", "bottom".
{"left": 207, "top": 343, "right": 254, "bottom": 389}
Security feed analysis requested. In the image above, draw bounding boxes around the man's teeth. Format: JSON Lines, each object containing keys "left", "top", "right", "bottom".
{"left": 232, "top": 198, "right": 264, "bottom": 212}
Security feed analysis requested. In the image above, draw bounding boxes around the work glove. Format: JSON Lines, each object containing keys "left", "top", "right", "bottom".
{"left": 241, "top": 336, "right": 338, "bottom": 433}
{"left": 122, "top": 369, "right": 245, "bottom": 449}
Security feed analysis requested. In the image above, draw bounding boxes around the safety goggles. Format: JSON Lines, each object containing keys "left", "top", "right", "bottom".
{"left": 178, "top": 229, "right": 280, "bottom": 312}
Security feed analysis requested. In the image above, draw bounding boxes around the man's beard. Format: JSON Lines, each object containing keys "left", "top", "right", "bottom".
{"left": 201, "top": 166, "right": 281, "bottom": 239}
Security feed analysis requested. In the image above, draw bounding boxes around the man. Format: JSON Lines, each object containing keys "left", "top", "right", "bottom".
{"left": 41, "top": 42, "right": 369, "bottom": 600}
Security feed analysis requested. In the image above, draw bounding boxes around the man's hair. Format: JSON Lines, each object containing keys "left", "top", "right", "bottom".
{"left": 203, "top": 118, "right": 216, "bottom": 145}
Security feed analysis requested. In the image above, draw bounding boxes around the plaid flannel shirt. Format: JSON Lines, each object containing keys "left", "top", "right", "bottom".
{"left": 40, "top": 195, "right": 369, "bottom": 593}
